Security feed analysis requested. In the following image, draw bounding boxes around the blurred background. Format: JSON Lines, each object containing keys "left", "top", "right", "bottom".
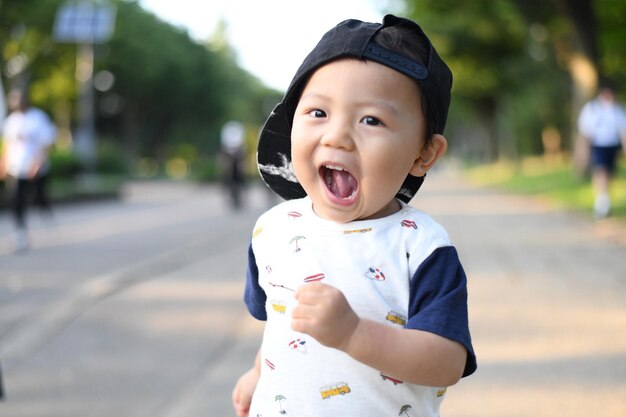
{"left": 0, "top": 1, "right": 625, "bottom": 416}
{"left": 0, "top": 0, "right": 623, "bottom": 209}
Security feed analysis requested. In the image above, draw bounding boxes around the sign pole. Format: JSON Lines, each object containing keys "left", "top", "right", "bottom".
{"left": 53, "top": 0, "right": 116, "bottom": 170}
{"left": 75, "top": 42, "right": 96, "bottom": 169}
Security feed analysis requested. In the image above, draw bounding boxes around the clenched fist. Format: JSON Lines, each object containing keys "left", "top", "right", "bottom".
{"left": 291, "top": 282, "right": 360, "bottom": 351}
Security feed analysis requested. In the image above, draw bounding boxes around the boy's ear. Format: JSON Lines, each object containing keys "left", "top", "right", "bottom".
{"left": 409, "top": 134, "right": 448, "bottom": 177}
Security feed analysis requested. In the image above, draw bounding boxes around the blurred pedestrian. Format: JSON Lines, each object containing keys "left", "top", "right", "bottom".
{"left": 218, "top": 121, "right": 246, "bottom": 209}
{"left": 0, "top": 88, "right": 57, "bottom": 251}
{"left": 577, "top": 82, "right": 626, "bottom": 218}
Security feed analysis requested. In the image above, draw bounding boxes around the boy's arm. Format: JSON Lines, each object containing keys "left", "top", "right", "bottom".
{"left": 345, "top": 316, "right": 466, "bottom": 386}
{"left": 292, "top": 282, "right": 467, "bottom": 387}
{"left": 232, "top": 346, "right": 262, "bottom": 417}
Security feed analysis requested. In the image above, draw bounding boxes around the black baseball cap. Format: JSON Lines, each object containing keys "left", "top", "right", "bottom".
{"left": 257, "top": 14, "right": 452, "bottom": 203}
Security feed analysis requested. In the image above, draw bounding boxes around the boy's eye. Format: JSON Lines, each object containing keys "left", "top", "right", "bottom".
{"left": 361, "top": 116, "right": 383, "bottom": 126}
{"left": 308, "top": 109, "right": 326, "bottom": 118}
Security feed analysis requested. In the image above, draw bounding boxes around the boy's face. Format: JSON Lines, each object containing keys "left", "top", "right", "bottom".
{"left": 291, "top": 58, "right": 435, "bottom": 223}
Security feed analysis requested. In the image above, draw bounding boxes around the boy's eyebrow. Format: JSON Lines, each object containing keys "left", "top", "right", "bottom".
{"left": 300, "top": 93, "right": 326, "bottom": 100}
{"left": 299, "top": 93, "right": 400, "bottom": 115}
{"left": 299, "top": 92, "right": 330, "bottom": 102}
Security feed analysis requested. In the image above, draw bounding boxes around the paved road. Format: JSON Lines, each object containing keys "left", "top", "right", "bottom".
{"left": 0, "top": 171, "right": 624, "bottom": 417}
{"left": 421, "top": 170, "right": 626, "bottom": 417}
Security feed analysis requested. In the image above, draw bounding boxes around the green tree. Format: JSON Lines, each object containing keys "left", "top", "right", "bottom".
{"left": 0, "top": 0, "right": 74, "bottom": 113}
{"left": 406, "top": 0, "right": 529, "bottom": 160}
{"left": 1, "top": 0, "right": 281, "bottom": 176}
{"left": 401, "top": 0, "right": 625, "bottom": 162}
{"left": 98, "top": 1, "right": 279, "bottom": 167}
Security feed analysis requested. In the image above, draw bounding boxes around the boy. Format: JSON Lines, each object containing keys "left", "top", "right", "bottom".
{"left": 233, "top": 14, "right": 476, "bottom": 416}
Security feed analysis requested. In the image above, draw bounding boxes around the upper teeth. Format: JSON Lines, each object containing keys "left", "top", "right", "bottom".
{"left": 324, "top": 165, "right": 344, "bottom": 171}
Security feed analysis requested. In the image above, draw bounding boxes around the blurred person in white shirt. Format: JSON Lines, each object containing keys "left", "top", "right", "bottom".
{"left": 1, "top": 88, "right": 57, "bottom": 251}
{"left": 578, "top": 82, "right": 626, "bottom": 218}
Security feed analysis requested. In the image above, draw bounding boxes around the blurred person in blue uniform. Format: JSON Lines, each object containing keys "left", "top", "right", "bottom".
{"left": 578, "top": 82, "right": 626, "bottom": 218}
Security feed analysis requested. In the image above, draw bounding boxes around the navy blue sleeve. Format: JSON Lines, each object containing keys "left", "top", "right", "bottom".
{"left": 244, "top": 242, "right": 267, "bottom": 320}
{"left": 406, "top": 246, "right": 477, "bottom": 377}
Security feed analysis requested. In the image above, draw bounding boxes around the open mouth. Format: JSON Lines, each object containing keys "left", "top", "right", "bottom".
{"left": 320, "top": 164, "right": 358, "bottom": 200}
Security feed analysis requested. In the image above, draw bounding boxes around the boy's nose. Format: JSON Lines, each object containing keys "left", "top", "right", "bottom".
{"left": 319, "top": 119, "right": 355, "bottom": 151}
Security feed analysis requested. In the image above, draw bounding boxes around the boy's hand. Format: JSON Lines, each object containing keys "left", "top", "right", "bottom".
{"left": 232, "top": 367, "right": 259, "bottom": 417}
{"left": 292, "top": 282, "right": 359, "bottom": 351}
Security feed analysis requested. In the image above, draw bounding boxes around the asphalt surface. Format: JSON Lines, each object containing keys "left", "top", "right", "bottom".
{"left": 0, "top": 170, "right": 625, "bottom": 417}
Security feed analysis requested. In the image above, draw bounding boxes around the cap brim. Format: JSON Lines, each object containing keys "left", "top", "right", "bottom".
{"left": 257, "top": 102, "right": 307, "bottom": 201}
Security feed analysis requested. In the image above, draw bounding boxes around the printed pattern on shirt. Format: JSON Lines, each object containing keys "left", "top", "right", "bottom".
{"left": 246, "top": 197, "right": 455, "bottom": 416}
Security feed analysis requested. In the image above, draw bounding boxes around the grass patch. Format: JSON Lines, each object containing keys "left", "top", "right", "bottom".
{"left": 466, "top": 156, "right": 626, "bottom": 219}
{"left": 50, "top": 174, "right": 125, "bottom": 203}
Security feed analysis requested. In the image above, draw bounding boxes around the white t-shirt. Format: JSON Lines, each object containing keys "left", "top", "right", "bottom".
{"left": 578, "top": 98, "right": 626, "bottom": 147}
{"left": 245, "top": 197, "right": 475, "bottom": 417}
{"left": 2, "top": 108, "right": 56, "bottom": 178}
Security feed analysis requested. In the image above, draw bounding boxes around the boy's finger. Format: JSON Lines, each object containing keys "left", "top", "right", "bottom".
{"left": 295, "top": 281, "right": 330, "bottom": 296}
{"left": 291, "top": 317, "right": 315, "bottom": 335}
{"left": 294, "top": 286, "right": 326, "bottom": 304}
{"left": 292, "top": 301, "right": 318, "bottom": 320}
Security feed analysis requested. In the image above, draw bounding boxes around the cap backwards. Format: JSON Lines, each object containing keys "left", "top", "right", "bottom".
{"left": 257, "top": 14, "right": 452, "bottom": 203}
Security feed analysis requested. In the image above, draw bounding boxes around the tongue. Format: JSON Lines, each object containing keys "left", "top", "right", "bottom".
{"left": 328, "top": 169, "right": 357, "bottom": 198}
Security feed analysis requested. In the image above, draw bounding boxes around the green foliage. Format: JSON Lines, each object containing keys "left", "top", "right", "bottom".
{"left": 466, "top": 157, "right": 626, "bottom": 218}
{"left": 191, "top": 156, "right": 219, "bottom": 182}
{"left": 596, "top": 0, "right": 626, "bottom": 88}
{"left": 1, "top": 0, "right": 279, "bottom": 171}
{"left": 407, "top": 0, "right": 527, "bottom": 99}
{"left": 95, "top": 139, "right": 129, "bottom": 175}
{"left": 49, "top": 148, "right": 82, "bottom": 179}
{"left": 0, "top": 0, "right": 75, "bottom": 111}
{"left": 98, "top": 0, "right": 277, "bottom": 160}
{"left": 402, "top": 0, "right": 623, "bottom": 162}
